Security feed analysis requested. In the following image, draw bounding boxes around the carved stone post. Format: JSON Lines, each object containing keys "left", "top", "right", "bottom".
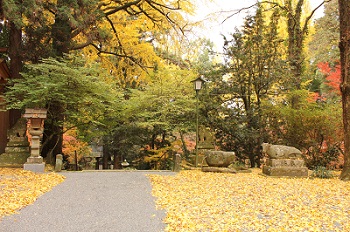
{"left": 23, "top": 108, "right": 47, "bottom": 172}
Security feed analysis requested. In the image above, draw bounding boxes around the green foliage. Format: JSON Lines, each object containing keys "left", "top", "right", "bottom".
{"left": 2, "top": 0, "right": 28, "bottom": 28}
{"left": 5, "top": 56, "right": 123, "bottom": 139}
{"left": 190, "top": 38, "right": 216, "bottom": 73}
{"left": 102, "top": 123, "right": 150, "bottom": 165}
{"left": 304, "top": 146, "right": 341, "bottom": 170}
{"left": 309, "top": 0, "right": 339, "bottom": 65}
{"left": 101, "top": 64, "right": 197, "bottom": 168}
{"left": 231, "top": 161, "right": 247, "bottom": 170}
{"left": 125, "top": 65, "right": 196, "bottom": 132}
{"left": 311, "top": 166, "right": 334, "bottom": 179}
{"left": 263, "top": 89, "right": 343, "bottom": 169}
{"left": 285, "top": 89, "right": 310, "bottom": 109}
{"left": 0, "top": 23, "right": 9, "bottom": 49}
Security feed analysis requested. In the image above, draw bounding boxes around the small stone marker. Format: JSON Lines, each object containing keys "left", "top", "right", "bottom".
{"left": 55, "top": 154, "right": 63, "bottom": 172}
{"left": 173, "top": 154, "right": 182, "bottom": 172}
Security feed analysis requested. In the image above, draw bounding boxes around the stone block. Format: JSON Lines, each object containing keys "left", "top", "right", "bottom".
{"left": 6, "top": 140, "right": 30, "bottom": 147}
{"left": 26, "top": 156, "right": 43, "bottom": 163}
{"left": 30, "top": 148, "right": 41, "bottom": 156}
{"left": 24, "top": 163, "right": 45, "bottom": 173}
{"left": 0, "top": 152, "right": 30, "bottom": 167}
{"left": 266, "top": 159, "right": 305, "bottom": 167}
{"left": 5, "top": 146, "right": 30, "bottom": 153}
{"left": 262, "top": 165, "right": 308, "bottom": 177}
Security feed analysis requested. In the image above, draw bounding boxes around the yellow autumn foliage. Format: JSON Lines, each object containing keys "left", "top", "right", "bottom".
{"left": 149, "top": 169, "right": 350, "bottom": 231}
{"left": 78, "top": 0, "right": 196, "bottom": 88}
{"left": 0, "top": 168, "right": 65, "bottom": 218}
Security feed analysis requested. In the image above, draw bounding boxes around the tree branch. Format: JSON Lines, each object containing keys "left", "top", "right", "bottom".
{"left": 70, "top": 40, "right": 92, "bottom": 50}
{"left": 302, "top": 0, "right": 332, "bottom": 35}
{"left": 102, "top": 0, "right": 142, "bottom": 16}
{"left": 90, "top": 43, "right": 154, "bottom": 70}
{"left": 221, "top": 3, "right": 258, "bottom": 24}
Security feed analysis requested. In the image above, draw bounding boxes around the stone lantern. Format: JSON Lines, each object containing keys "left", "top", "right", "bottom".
{"left": 23, "top": 108, "right": 47, "bottom": 172}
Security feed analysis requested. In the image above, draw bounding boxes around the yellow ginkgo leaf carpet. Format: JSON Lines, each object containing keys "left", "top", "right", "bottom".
{"left": 149, "top": 169, "right": 350, "bottom": 232}
{"left": 0, "top": 168, "right": 65, "bottom": 218}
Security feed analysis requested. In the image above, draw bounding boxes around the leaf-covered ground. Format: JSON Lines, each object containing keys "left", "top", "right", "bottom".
{"left": 0, "top": 168, "right": 65, "bottom": 218}
{"left": 149, "top": 170, "right": 350, "bottom": 231}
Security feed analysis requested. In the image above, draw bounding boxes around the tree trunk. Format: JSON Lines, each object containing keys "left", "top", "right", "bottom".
{"left": 41, "top": 101, "right": 64, "bottom": 164}
{"left": 286, "top": 0, "right": 305, "bottom": 89}
{"left": 179, "top": 130, "right": 190, "bottom": 158}
{"left": 102, "top": 149, "right": 110, "bottom": 170}
{"left": 113, "top": 154, "right": 122, "bottom": 169}
{"left": 151, "top": 134, "right": 156, "bottom": 149}
{"left": 339, "top": 0, "right": 350, "bottom": 180}
{"left": 8, "top": 22, "right": 22, "bottom": 128}
{"left": 8, "top": 22, "right": 22, "bottom": 79}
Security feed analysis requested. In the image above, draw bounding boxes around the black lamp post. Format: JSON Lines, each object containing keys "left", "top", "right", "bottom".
{"left": 191, "top": 75, "right": 205, "bottom": 167}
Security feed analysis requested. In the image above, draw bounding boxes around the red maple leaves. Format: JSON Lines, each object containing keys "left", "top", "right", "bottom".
{"left": 317, "top": 62, "right": 341, "bottom": 95}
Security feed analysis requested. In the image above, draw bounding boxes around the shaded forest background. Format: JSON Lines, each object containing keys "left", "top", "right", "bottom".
{"left": 0, "top": 1, "right": 348, "bottom": 176}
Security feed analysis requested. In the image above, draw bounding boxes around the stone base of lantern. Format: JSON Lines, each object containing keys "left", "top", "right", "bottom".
{"left": 24, "top": 156, "right": 45, "bottom": 173}
{"left": 24, "top": 162, "right": 45, "bottom": 173}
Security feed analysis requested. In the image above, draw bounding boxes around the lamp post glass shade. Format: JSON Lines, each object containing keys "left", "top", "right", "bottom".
{"left": 192, "top": 75, "right": 205, "bottom": 91}
{"left": 194, "top": 80, "right": 202, "bottom": 91}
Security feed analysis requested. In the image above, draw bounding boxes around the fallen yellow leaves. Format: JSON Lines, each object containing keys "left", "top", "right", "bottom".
{"left": 149, "top": 169, "right": 350, "bottom": 232}
{"left": 0, "top": 168, "right": 65, "bottom": 219}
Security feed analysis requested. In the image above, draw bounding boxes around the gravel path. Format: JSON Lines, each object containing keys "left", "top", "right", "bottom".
{"left": 0, "top": 171, "right": 173, "bottom": 232}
